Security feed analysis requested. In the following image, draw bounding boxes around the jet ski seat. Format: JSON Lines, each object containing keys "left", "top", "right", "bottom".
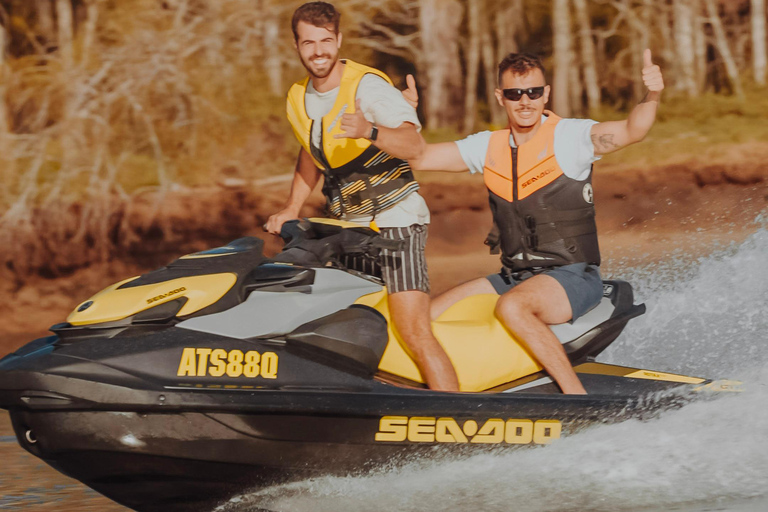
{"left": 356, "top": 281, "right": 641, "bottom": 392}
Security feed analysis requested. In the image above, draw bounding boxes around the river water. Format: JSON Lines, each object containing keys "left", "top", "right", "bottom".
{"left": 1, "top": 223, "right": 767, "bottom": 511}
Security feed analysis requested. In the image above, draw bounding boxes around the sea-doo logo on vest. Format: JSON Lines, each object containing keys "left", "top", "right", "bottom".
{"left": 147, "top": 287, "right": 186, "bottom": 304}
{"left": 327, "top": 104, "right": 349, "bottom": 133}
{"left": 375, "top": 416, "right": 562, "bottom": 445}
{"left": 583, "top": 183, "right": 594, "bottom": 204}
{"left": 177, "top": 348, "right": 278, "bottom": 379}
{"left": 521, "top": 167, "right": 556, "bottom": 189}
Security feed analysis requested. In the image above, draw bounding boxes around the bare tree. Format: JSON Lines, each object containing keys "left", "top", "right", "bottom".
{"left": 463, "top": 0, "right": 481, "bottom": 132}
{"left": 491, "top": 0, "right": 523, "bottom": 124}
{"left": 552, "top": 0, "right": 573, "bottom": 116}
{"left": 693, "top": 3, "right": 708, "bottom": 90}
{"left": 82, "top": 0, "right": 102, "bottom": 65}
{"left": 419, "top": 0, "right": 463, "bottom": 127}
{"left": 495, "top": 0, "right": 522, "bottom": 62}
{"left": 574, "top": 0, "right": 601, "bottom": 111}
{"left": 56, "top": 0, "right": 75, "bottom": 68}
{"left": 36, "top": 0, "right": 56, "bottom": 47}
{"left": 704, "top": 0, "right": 744, "bottom": 96}
{"left": 753, "top": 0, "right": 767, "bottom": 85}
{"left": 0, "top": 13, "right": 7, "bottom": 138}
{"left": 674, "top": 0, "right": 699, "bottom": 96}
{"left": 262, "top": 0, "right": 282, "bottom": 96}
{"left": 479, "top": 0, "right": 502, "bottom": 125}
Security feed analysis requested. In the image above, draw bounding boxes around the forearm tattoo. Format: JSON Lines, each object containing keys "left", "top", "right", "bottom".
{"left": 591, "top": 133, "right": 620, "bottom": 152}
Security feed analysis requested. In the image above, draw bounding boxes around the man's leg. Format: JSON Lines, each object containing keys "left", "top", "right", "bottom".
{"left": 377, "top": 224, "right": 458, "bottom": 392}
{"left": 389, "top": 290, "right": 459, "bottom": 391}
{"left": 494, "top": 274, "right": 587, "bottom": 394}
{"left": 430, "top": 278, "right": 496, "bottom": 320}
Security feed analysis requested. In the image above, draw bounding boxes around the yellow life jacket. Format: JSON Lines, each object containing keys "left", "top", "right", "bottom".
{"left": 285, "top": 60, "right": 419, "bottom": 218}
{"left": 483, "top": 112, "right": 600, "bottom": 271}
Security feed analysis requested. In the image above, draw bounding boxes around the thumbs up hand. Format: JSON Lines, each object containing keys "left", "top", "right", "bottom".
{"left": 642, "top": 49, "right": 664, "bottom": 93}
{"left": 335, "top": 99, "right": 374, "bottom": 140}
{"left": 402, "top": 74, "right": 419, "bottom": 109}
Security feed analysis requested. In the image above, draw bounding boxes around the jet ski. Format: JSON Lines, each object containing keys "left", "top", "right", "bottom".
{"left": 0, "top": 219, "right": 738, "bottom": 512}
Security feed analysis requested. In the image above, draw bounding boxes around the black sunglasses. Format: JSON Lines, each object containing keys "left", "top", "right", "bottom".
{"left": 502, "top": 86, "right": 545, "bottom": 101}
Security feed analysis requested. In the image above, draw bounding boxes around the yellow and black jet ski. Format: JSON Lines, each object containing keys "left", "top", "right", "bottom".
{"left": 0, "top": 219, "right": 737, "bottom": 512}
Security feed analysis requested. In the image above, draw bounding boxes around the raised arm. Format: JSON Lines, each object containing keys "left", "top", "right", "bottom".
{"left": 264, "top": 148, "right": 322, "bottom": 234}
{"left": 590, "top": 49, "right": 664, "bottom": 156}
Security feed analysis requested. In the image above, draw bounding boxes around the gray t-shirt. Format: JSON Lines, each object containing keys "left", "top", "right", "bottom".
{"left": 305, "top": 73, "right": 429, "bottom": 227}
{"left": 455, "top": 116, "right": 601, "bottom": 181}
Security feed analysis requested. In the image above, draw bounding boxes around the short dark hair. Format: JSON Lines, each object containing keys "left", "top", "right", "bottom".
{"left": 292, "top": 2, "right": 341, "bottom": 41}
{"left": 498, "top": 53, "right": 546, "bottom": 85}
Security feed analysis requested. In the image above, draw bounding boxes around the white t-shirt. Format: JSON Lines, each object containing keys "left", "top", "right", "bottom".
{"left": 305, "top": 72, "right": 429, "bottom": 228}
{"left": 455, "top": 116, "right": 601, "bottom": 181}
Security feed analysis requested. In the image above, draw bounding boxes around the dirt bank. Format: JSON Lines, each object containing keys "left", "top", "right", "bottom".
{"left": 0, "top": 159, "right": 765, "bottom": 354}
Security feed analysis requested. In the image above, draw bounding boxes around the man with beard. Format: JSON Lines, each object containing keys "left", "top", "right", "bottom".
{"left": 409, "top": 51, "right": 664, "bottom": 394}
{"left": 265, "top": 2, "right": 459, "bottom": 391}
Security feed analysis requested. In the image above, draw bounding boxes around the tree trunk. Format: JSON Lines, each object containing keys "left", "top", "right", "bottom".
{"left": 419, "top": 0, "right": 463, "bottom": 128}
{"left": 552, "top": 0, "right": 573, "bottom": 117}
{"left": 82, "top": 0, "right": 101, "bottom": 65}
{"left": 752, "top": 0, "right": 767, "bottom": 85}
{"left": 56, "top": 0, "right": 75, "bottom": 68}
{"left": 0, "top": 21, "right": 8, "bottom": 138}
{"left": 674, "top": 0, "right": 699, "bottom": 96}
{"left": 480, "top": 0, "right": 501, "bottom": 125}
{"left": 573, "top": 0, "right": 600, "bottom": 111}
{"left": 262, "top": 3, "right": 282, "bottom": 96}
{"left": 495, "top": 0, "right": 521, "bottom": 64}
{"left": 36, "top": 0, "right": 56, "bottom": 46}
{"left": 693, "top": 4, "right": 708, "bottom": 90}
{"left": 703, "top": 0, "right": 744, "bottom": 96}
{"left": 463, "top": 0, "right": 481, "bottom": 132}
{"left": 658, "top": 1, "right": 678, "bottom": 85}
{"left": 629, "top": 0, "right": 648, "bottom": 103}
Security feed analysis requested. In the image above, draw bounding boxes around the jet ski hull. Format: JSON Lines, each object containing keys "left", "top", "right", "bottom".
{"left": 2, "top": 366, "right": 697, "bottom": 512}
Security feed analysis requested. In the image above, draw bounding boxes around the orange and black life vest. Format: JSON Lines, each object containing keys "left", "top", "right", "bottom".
{"left": 483, "top": 113, "right": 600, "bottom": 271}
{"left": 286, "top": 60, "right": 419, "bottom": 218}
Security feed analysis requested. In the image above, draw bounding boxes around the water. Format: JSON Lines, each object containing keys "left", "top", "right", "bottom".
{"left": 220, "top": 224, "right": 768, "bottom": 512}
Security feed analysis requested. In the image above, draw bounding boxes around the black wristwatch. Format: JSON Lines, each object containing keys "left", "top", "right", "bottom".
{"left": 368, "top": 124, "right": 379, "bottom": 141}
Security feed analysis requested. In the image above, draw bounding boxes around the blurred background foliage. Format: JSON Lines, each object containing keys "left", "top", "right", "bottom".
{"left": 0, "top": 0, "right": 765, "bottom": 278}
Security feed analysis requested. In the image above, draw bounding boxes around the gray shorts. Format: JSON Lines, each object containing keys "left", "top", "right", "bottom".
{"left": 487, "top": 263, "right": 602, "bottom": 321}
{"left": 342, "top": 224, "right": 430, "bottom": 294}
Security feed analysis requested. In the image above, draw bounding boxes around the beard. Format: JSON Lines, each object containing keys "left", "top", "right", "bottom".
{"left": 299, "top": 49, "right": 339, "bottom": 80}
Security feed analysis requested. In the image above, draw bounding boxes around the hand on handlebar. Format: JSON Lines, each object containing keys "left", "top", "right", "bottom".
{"left": 264, "top": 208, "right": 299, "bottom": 235}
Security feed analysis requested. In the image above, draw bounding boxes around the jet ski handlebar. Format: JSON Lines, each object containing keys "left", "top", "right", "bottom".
{"left": 273, "top": 219, "right": 404, "bottom": 267}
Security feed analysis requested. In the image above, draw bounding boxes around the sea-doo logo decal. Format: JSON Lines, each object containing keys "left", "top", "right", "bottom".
{"left": 375, "top": 416, "right": 561, "bottom": 445}
{"left": 177, "top": 348, "right": 278, "bottom": 379}
{"left": 521, "top": 166, "right": 556, "bottom": 189}
{"left": 147, "top": 287, "right": 187, "bottom": 305}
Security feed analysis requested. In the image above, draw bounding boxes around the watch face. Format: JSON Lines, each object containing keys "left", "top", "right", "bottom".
{"left": 370, "top": 125, "right": 378, "bottom": 141}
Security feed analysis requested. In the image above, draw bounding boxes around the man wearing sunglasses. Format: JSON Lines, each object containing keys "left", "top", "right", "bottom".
{"left": 409, "top": 51, "right": 664, "bottom": 394}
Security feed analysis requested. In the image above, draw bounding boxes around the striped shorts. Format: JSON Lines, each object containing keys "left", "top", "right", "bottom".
{"left": 342, "top": 224, "right": 430, "bottom": 294}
